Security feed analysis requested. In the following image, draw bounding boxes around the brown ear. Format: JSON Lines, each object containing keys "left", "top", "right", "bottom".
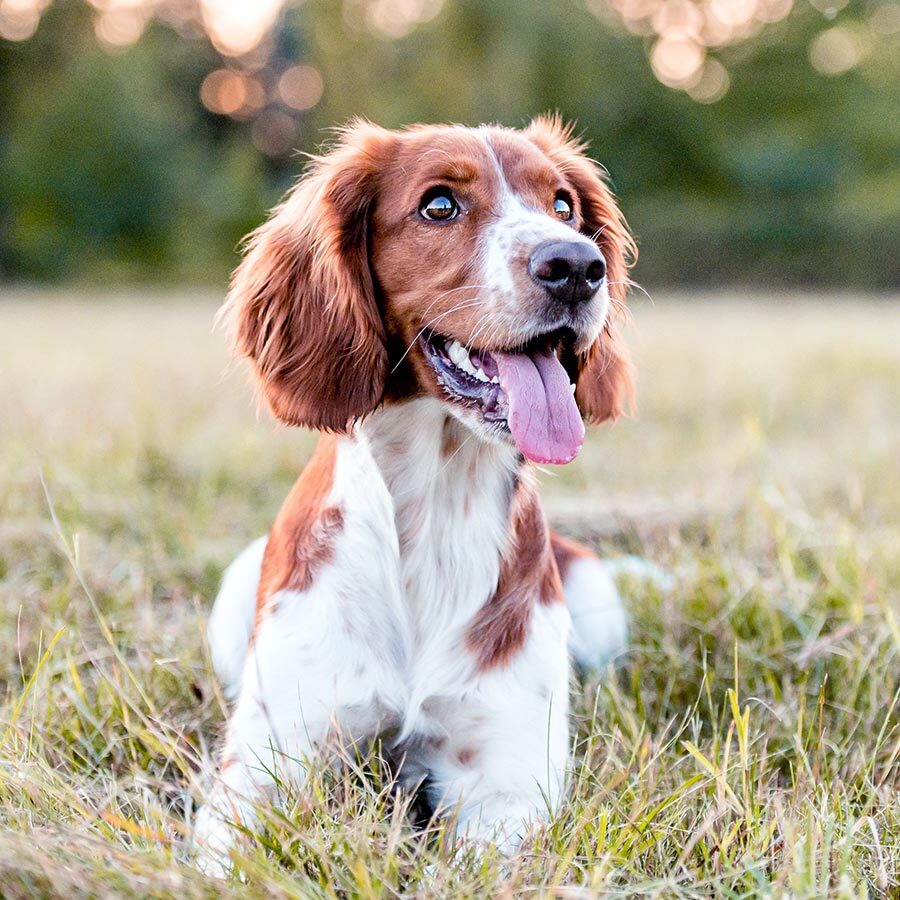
{"left": 572, "top": 324, "right": 634, "bottom": 424}
{"left": 220, "top": 121, "right": 392, "bottom": 431}
{"left": 526, "top": 115, "right": 636, "bottom": 424}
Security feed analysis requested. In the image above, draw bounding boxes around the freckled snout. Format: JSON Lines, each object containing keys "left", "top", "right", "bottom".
{"left": 528, "top": 240, "right": 606, "bottom": 305}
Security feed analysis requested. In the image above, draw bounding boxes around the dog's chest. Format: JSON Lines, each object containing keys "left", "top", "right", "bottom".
{"left": 395, "top": 481, "right": 504, "bottom": 647}
{"left": 360, "top": 403, "right": 518, "bottom": 698}
{"left": 385, "top": 479, "right": 509, "bottom": 737}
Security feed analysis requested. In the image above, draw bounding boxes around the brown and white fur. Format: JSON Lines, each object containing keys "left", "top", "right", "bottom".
{"left": 195, "top": 117, "right": 634, "bottom": 873}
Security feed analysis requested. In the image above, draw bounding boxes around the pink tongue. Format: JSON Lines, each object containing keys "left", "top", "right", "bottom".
{"left": 493, "top": 349, "right": 585, "bottom": 464}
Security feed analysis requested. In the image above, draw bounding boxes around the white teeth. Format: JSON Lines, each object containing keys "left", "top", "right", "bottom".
{"left": 491, "top": 375, "right": 500, "bottom": 384}
{"left": 570, "top": 382, "right": 577, "bottom": 395}
{"left": 447, "top": 339, "right": 465, "bottom": 365}
{"left": 446, "top": 338, "right": 492, "bottom": 382}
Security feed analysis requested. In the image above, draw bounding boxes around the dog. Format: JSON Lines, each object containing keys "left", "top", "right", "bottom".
{"left": 195, "top": 116, "right": 634, "bottom": 872}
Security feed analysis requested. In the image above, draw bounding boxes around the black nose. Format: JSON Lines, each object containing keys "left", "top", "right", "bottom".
{"left": 528, "top": 240, "right": 606, "bottom": 304}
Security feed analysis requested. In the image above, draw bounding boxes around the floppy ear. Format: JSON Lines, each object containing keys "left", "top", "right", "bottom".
{"left": 570, "top": 325, "right": 633, "bottom": 423}
{"left": 220, "top": 121, "right": 393, "bottom": 432}
{"left": 526, "top": 115, "right": 636, "bottom": 424}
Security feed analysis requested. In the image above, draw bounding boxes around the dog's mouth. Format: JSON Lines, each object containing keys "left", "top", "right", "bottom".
{"left": 420, "top": 329, "right": 585, "bottom": 465}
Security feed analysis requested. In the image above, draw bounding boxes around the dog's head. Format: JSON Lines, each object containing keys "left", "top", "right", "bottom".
{"left": 222, "top": 117, "right": 635, "bottom": 464}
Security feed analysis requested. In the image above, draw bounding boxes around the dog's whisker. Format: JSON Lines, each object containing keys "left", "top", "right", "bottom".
{"left": 389, "top": 287, "right": 491, "bottom": 374}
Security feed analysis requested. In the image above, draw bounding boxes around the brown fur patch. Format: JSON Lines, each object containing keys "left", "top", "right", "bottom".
{"left": 220, "top": 122, "right": 393, "bottom": 432}
{"left": 256, "top": 436, "right": 343, "bottom": 623}
{"left": 441, "top": 416, "right": 462, "bottom": 458}
{"left": 466, "top": 477, "right": 562, "bottom": 672}
{"left": 456, "top": 747, "right": 477, "bottom": 766}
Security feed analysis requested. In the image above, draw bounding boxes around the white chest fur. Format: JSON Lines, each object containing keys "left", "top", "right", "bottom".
{"left": 359, "top": 399, "right": 521, "bottom": 730}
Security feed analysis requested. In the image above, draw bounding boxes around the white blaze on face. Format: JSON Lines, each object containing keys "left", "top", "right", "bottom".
{"left": 484, "top": 191, "right": 597, "bottom": 299}
{"left": 472, "top": 129, "right": 610, "bottom": 349}
{"left": 435, "top": 129, "right": 614, "bottom": 465}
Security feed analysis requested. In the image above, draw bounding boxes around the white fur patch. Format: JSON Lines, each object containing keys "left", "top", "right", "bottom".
{"left": 562, "top": 555, "right": 629, "bottom": 671}
{"left": 207, "top": 535, "right": 266, "bottom": 699}
{"left": 475, "top": 130, "right": 610, "bottom": 351}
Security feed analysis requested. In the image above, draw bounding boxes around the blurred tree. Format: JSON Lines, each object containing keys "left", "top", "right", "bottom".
{"left": 0, "top": 0, "right": 897, "bottom": 287}
{"left": 0, "top": 1, "right": 272, "bottom": 281}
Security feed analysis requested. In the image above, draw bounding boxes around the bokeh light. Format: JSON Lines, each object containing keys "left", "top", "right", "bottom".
{"left": 277, "top": 65, "right": 324, "bottom": 110}
{"left": 589, "top": 0, "right": 829, "bottom": 97}
{"left": 343, "top": 0, "right": 445, "bottom": 38}
{"left": 0, "top": 0, "right": 50, "bottom": 41}
{"left": 687, "top": 56, "right": 730, "bottom": 101}
{"left": 251, "top": 107, "right": 299, "bottom": 156}
{"left": 200, "top": 0, "right": 287, "bottom": 56}
{"left": 0, "top": 0, "right": 893, "bottom": 105}
{"left": 808, "top": 24, "right": 867, "bottom": 74}
{"left": 200, "top": 68, "right": 266, "bottom": 116}
{"left": 94, "top": 6, "right": 147, "bottom": 47}
{"left": 651, "top": 35, "right": 705, "bottom": 85}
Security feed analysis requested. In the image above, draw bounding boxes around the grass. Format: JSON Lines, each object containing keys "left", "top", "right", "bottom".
{"left": 1, "top": 289, "right": 899, "bottom": 898}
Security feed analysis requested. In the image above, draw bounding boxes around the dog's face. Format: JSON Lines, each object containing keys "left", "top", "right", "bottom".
{"left": 223, "top": 117, "right": 634, "bottom": 464}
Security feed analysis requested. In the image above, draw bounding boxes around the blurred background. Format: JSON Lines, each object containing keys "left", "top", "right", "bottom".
{"left": 0, "top": 0, "right": 897, "bottom": 290}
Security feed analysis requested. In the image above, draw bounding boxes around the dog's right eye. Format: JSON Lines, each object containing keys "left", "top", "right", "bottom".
{"left": 419, "top": 189, "right": 459, "bottom": 222}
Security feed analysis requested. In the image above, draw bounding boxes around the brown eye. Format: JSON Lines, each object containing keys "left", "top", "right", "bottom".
{"left": 553, "top": 192, "right": 573, "bottom": 220}
{"left": 420, "top": 189, "right": 459, "bottom": 222}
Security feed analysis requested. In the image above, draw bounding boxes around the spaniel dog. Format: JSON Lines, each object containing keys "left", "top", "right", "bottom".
{"left": 195, "top": 117, "right": 634, "bottom": 872}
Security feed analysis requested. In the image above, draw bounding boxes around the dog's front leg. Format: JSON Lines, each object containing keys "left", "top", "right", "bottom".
{"left": 426, "top": 604, "right": 572, "bottom": 855}
{"left": 193, "top": 591, "right": 396, "bottom": 876}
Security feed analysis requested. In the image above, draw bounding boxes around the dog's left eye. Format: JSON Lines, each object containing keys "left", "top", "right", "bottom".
{"left": 420, "top": 189, "right": 459, "bottom": 222}
{"left": 553, "top": 192, "right": 574, "bottom": 220}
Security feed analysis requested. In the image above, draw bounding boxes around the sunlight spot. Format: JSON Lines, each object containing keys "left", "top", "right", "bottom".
{"left": 757, "top": 0, "right": 793, "bottom": 23}
{"left": 0, "top": 0, "right": 41, "bottom": 40}
{"left": 809, "top": 26, "right": 866, "bottom": 75}
{"left": 354, "top": 0, "right": 446, "bottom": 39}
{"left": 653, "top": 0, "right": 705, "bottom": 40}
{"left": 687, "top": 57, "right": 730, "bottom": 101}
{"left": 201, "top": 0, "right": 288, "bottom": 56}
{"left": 200, "top": 68, "right": 266, "bottom": 117}
{"left": 277, "top": 65, "right": 324, "bottom": 111}
{"left": 651, "top": 36, "right": 705, "bottom": 85}
{"left": 95, "top": 7, "right": 146, "bottom": 47}
{"left": 709, "top": 0, "right": 757, "bottom": 29}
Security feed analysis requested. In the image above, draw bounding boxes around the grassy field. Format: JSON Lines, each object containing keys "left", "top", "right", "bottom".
{"left": 1, "top": 290, "right": 899, "bottom": 898}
